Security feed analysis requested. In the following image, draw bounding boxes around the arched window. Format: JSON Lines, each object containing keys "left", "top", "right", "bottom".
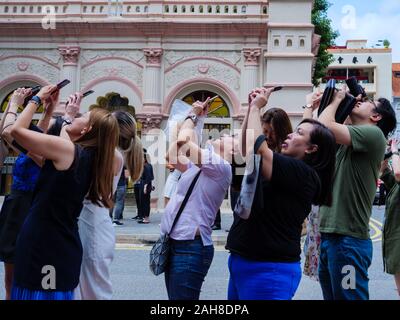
{"left": 300, "top": 39, "right": 305, "bottom": 47}
{"left": 164, "top": 5, "right": 169, "bottom": 13}
{"left": 4, "top": 6, "right": 9, "bottom": 13}
{"left": 144, "top": 6, "right": 148, "bottom": 13}
{"left": 30, "top": 6, "right": 33, "bottom": 13}
{"left": 274, "top": 39, "right": 280, "bottom": 47}
{"left": 92, "top": 6, "right": 96, "bottom": 13}
{"left": 183, "top": 91, "right": 230, "bottom": 118}
{"left": 199, "top": 6, "right": 204, "bottom": 13}
{"left": 263, "top": 6, "right": 268, "bottom": 14}
{"left": 13, "top": 6, "right": 17, "bottom": 13}
{"left": 173, "top": 5, "right": 178, "bottom": 13}
{"left": 21, "top": 7, "right": 25, "bottom": 13}
{"left": 224, "top": 6, "right": 229, "bottom": 13}
{"left": 63, "top": 6, "right": 67, "bottom": 13}
{"left": 38, "top": 6, "right": 42, "bottom": 13}
{"left": 182, "top": 5, "right": 186, "bottom": 13}
{"left": 136, "top": 6, "right": 140, "bottom": 13}
{"left": 241, "top": 6, "right": 246, "bottom": 13}
{"left": 233, "top": 6, "right": 238, "bottom": 13}
{"left": 190, "top": 5, "right": 195, "bottom": 13}
{"left": 287, "top": 39, "right": 293, "bottom": 47}
{"left": 208, "top": 6, "right": 212, "bottom": 13}
{"left": 216, "top": 5, "right": 220, "bottom": 13}
{"left": 83, "top": 6, "right": 87, "bottom": 13}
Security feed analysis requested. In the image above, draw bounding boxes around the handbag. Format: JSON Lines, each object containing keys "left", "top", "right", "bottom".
{"left": 233, "top": 152, "right": 262, "bottom": 220}
{"left": 233, "top": 135, "right": 265, "bottom": 220}
{"left": 149, "top": 170, "right": 201, "bottom": 276}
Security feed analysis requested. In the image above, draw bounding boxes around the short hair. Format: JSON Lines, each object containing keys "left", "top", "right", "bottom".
{"left": 374, "top": 98, "right": 397, "bottom": 138}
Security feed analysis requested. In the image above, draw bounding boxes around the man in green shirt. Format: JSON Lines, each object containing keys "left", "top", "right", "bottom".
{"left": 317, "top": 89, "right": 396, "bottom": 300}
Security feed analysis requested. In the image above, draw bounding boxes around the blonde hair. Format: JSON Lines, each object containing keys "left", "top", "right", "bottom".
{"left": 112, "top": 111, "right": 144, "bottom": 183}
{"left": 75, "top": 108, "right": 119, "bottom": 208}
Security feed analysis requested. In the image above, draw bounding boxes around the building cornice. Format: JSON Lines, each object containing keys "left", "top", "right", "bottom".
{"left": 0, "top": 20, "right": 268, "bottom": 38}
{"left": 328, "top": 48, "right": 392, "bottom": 54}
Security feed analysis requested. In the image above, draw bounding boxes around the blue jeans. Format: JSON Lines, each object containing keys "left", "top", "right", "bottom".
{"left": 111, "top": 185, "right": 126, "bottom": 220}
{"left": 318, "top": 233, "right": 373, "bottom": 300}
{"left": 164, "top": 237, "right": 214, "bottom": 300}
{"left": 227, "top": 253, "right": 301, "bottom": 300}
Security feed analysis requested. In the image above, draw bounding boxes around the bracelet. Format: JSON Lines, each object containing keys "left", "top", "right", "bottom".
{"left": 5, "top": 111, "right": 18, "bottom": 118}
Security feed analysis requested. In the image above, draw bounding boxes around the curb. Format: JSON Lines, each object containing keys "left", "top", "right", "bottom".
{"left": 116, "top": 234, "right": 228, "bottom": 246}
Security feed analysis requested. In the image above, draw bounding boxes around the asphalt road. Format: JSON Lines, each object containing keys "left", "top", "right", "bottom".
{"left": 0, "top": 206, "right": 398, "bottom": 300}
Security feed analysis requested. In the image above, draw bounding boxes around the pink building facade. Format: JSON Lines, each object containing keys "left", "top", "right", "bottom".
{"left": 0, "top": 0, "right": 317, "bottom": 207}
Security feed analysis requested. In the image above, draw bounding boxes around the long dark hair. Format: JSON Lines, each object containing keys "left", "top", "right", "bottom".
{"left": 112, "top": 111, "right": 144, "bottom": 183}
{"left": 262, "top": 108, "right": 293, "bottom": 152}
{"left": 300, "top": 118, "right": 336, "bottom": 207}
{"left": 75, "top": 108, "right": 119, "bottom": 208}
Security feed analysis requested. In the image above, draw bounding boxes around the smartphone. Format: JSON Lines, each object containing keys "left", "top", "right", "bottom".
{"left": 51, "top": 79, "right": 70, "bottom": 94}
{"left": 272, "top": 86, "right": 283, "bottom": 92}
{"left": 82, "top": 90, "right": 94, "bottom": 98}
{"left": 23, "top": 85, "right": 42, "bottom": 106}
{"left": 207, "top": 95, "right": 219, "bottom": 104}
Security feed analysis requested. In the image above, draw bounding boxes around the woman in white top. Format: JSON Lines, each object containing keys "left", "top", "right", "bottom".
{"left": 75, "top": 110, "right": 144, "bottom": 300}
{"left": 164, "top": 164, "right": 182, "bottom": 206}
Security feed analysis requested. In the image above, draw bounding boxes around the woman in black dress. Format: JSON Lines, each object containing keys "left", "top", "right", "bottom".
{"left": 9, "top": 84, "right": 120, "bottom": 300}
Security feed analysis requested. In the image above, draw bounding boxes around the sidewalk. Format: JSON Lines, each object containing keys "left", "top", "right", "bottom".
{"left": 0, "top": 196, "right": 234, "bottom": 246}
{"left": 115, "top": 206, "right": 234, "bottom": 246}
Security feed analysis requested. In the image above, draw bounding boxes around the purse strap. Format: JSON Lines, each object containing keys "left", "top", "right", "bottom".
{"left": 169, "top": 169, "right": 201, "bottom": 235}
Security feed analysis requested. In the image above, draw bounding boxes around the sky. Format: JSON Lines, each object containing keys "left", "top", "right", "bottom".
{"left": 327, "top": 0, "right": 400, "bottom": 62}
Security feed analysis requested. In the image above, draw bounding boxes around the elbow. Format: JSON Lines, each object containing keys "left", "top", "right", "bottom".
{"left": 10, "top": 126, "right": 21, "bottom": 140}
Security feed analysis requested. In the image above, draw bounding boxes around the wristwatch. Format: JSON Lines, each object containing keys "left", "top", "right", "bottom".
{"left": 302, "top": 104, "right": 313, "bottom": 109}
{"left": 393, "top": 151, "right": 400, "bottom": 156}
{"left": 185, "top": 114, "right": 198, "bottom": 125}
{"left": 30, "top": 95, "right": 42, "bottom": 106}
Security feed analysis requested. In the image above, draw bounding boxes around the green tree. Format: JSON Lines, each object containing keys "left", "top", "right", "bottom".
{"left": 383, "top": 39, "right": 390, "bottom": 48}
{"left": 312, "top": 0, "right": 339, "bottom": 87}
{"left": 89, "top": 92, "right": 136, "bottom": 117}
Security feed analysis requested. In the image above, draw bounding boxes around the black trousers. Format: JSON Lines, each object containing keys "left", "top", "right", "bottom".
{"left": 134, "top": 184, "right": 141, "bottom": 216}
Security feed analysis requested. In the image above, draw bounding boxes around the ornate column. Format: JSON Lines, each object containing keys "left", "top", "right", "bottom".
{"left": 135, "top": 112, "right": 165, "bottom": 211}
{"left": 240, "top": 48, "right": 261, "bottom": 110}
{"left": 142, "top": 48, "right": 163, "bottom": 112}
{"left": 58, "top": 46, "right": 80, "bottom": 105}
{"left": 137, "top": 48, "right": 164, "bottom": 210}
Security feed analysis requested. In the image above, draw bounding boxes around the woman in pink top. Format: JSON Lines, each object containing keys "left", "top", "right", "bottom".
{"left": 161, "top": 98, "right": 235, "bottom": 300}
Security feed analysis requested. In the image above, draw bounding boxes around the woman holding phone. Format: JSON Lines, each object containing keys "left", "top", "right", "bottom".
{"left": 75, "top": 110, "right": 143, "bottom": 300}
{"left": 9, "top": 84, "right": 119, "bottom": 300}
{"left": 226, "top": 87, "right": 336, "bottom": 300}
{"left": 379, "top": 139, "right": 400, "bottom": 296}
{"left": 161, "top": 97, "right": 234, "bottom": 300}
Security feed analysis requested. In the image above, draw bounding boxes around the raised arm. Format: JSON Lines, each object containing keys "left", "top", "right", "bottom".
{"left": 169, "top": 98, "right": 210, "bottom": 169}
{"left": 303, "top": 91, "right": 322, "bottom": 120}
{"left": 10, "top": 85, "right": 75, "bottom": 170}
{"left": 318, "top": 89, "right": 351, "bottom": 145}
{"left": 246, "top": 87, "right": 275, "bottom": 180}
{"left": 1, "top": 87, "right": 31, "bottom": 147}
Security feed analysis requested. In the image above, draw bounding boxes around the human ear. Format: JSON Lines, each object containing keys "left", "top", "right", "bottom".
{"left": 370, "top": 113, "right": 382, "bottom": 123}
{"left": 305, "top": 144, "right": 318, "bottom": 155}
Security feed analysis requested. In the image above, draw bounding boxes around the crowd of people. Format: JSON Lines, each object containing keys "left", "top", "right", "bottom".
{"left": 0, "top": 80, "right": 399, "bottom": 300}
